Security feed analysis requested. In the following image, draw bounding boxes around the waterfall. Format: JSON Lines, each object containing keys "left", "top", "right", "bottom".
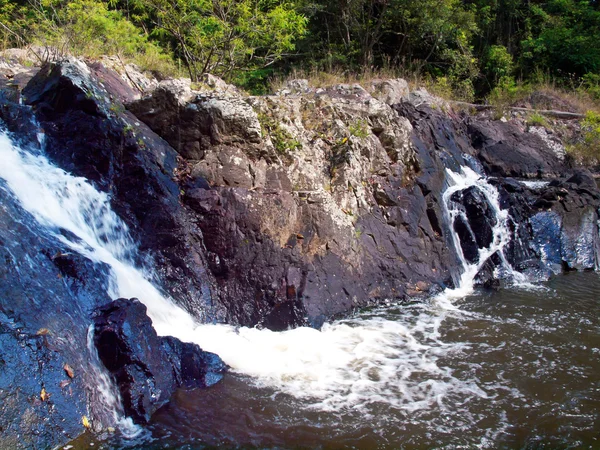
{"left": 0, "top": 128, "right": 490, "bottom": 419}
{"left": 441, "top": 166, "right": 527, "bottom": 296}
{"left": 0, "top": 131, "right": 197, "bottom": 336}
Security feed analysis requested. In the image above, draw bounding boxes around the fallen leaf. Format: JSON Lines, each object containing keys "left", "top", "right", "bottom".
{"left": 59, "top": 380, "right": 70, "bottom": 388}
{"left": 296, "top": 234, "right": 304, "bottom": 239}
{"left": 40, "top": 388, "right": 49, "bottom": 401}
{"left": 63, "top": 363, "right": 74, "bottom": 378}
{"left": 82, "top": 416, "right": 91, "bottom": 429}
{"left": 36, "top": 328, "right": 50, "bottom": 336}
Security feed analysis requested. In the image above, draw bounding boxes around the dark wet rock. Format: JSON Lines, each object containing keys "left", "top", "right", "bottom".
{"left": 530, "top": 211, "right": 563, "bottom": 274}
{"left": 398, "top": 102, "right": 600, "bottom": 287}
{"left": 452, "top": 214, "right": 479, "bottom": 264}
{"left": 467, "top": 119, "right": 564, "bottom": 178}
{"left": 0, "top": 178, "right": 113, "bottom": 449}
{"left": 93, "top": 298, "right": 176, "bottom": 423}
{"left": 451, "top": 186, "right": 497, "bottom": 250}
{"left": 0, "top": 92, "right": 40, "bottom": 150}
{"left": 161, "top": 336, "right": 227, "bottom": 388}
{"left": 93, "top": 298, "right": 226, "bottom": 423}
{"left": 21, "top": 58, "right": 225, "bottom": 323}
{"left": 474, "top": 252, "right": 503, "bottom": 289}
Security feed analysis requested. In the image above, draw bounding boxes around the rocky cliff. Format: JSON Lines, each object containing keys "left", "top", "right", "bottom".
{"left": 1, "top": 55, "right": 599, "bottom": 447}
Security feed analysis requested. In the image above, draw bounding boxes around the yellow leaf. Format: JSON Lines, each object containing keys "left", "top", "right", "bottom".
{"left": 63, "top": 363, "right": 75, "bottom": 378}
{"left": 36, "top": 328, "right": 50, "bottom": 336}
{"left": 82, "top": 415, "right": 91, "bottom": 429}
{"left": 40, "top": 388, "right": 49, "bottom": 401}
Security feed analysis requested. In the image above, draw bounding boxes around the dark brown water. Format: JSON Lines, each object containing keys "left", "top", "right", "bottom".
{"left": 73, "top": 272, "right": 600, "bottom": 449}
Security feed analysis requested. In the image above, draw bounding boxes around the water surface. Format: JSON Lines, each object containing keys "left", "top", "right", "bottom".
{"left": 74, "top": 272, "right": 600, "bottom": 449}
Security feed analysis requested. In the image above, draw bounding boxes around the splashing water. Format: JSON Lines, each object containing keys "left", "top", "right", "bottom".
{"left": 85, "top": 324, "right": 142, "bottom": 438}
{"left": 0, "top": 129, "right": 532, "bottom": 428}
{"left": 442, "top": 166, "right": 531, "bottom": 297}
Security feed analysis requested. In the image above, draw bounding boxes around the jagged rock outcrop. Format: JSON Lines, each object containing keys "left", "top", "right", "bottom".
{"left": 20, "top": 59, "right": 225, "bottom": 323}
{"left": 93, "top": 298, "right": 226, "bottom": 423}
{"left": 0, "top": 94, "right": 117, "bottom": 448}
{"left": 398, "top": 102, "right": 600, "bottom": 282}
{"left": 128, "top": 78, "right": 454, "bottom": 327}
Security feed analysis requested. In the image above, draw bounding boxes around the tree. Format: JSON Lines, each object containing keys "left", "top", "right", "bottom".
{"left": 140, "top": 0, "right": 307, "bottom": 81}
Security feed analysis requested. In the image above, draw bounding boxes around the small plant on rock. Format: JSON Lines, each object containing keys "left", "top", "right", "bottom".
{"left": 349, "top": 119, "right": 369, "bottom": 138}
{"left": 258, "top": 113, "right": 301, "bottom": 154}
{"left": 527, "top": 112, "right": 549, "bottom": 128}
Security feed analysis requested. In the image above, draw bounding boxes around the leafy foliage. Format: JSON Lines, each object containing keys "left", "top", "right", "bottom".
{"left": 1, "top": 0, "right": 600, "bottom": 98}
{"left": 137, "top": 0, "right": 307, "bottom": 81}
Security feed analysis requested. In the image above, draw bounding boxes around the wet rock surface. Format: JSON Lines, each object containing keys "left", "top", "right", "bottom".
{"left": 93, "top": 298, "right": 226, "bottom": 423}
{"left": 21, "top": 59, "right": 225, "bottom": 323}
{"left": 400, "top": 103, "right": 600, "bottom": 280}
{"left": 0, "top": 167, "right": 113, "bottom": 448}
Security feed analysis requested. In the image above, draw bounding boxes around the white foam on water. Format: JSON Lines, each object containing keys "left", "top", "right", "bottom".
{"left": 0, "top": 130, "right": 518, "bottom": 420}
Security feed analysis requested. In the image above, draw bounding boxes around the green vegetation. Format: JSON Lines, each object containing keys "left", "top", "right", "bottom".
{"left": 567, "top": 110, "right": 600, "bottom": 165}
{"left": 349, "top": 119, "right": 369, "bottom": 139}
{"left": 1, "top": 0, "right": 600, "bottom": 102}
{"left": 258, "top": 113, "right": 301, "bottom": 154}
{"left": 527, "top": 112, "right": 549, "bottom": 128}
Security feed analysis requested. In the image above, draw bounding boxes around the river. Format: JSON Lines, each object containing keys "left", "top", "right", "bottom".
{"left": 67, "top": 272, "right": 600, "bottom": 449}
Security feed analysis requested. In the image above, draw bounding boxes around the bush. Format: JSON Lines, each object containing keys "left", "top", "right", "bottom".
{"left": 580, "top": 73, "right": 600, "bottom": 101}
{"left": 527, "top": 112, "right": 549, "bottom": 128}
{"left": 487, "top": 76, "right": 533, "bottom": 110}
{"left": 484, "top": 45, "right": 513, "bottom": 86}
{"left": 567, "top": 110, "right": 600, "bottom": 165}
{"left": 27, "top": 0, "right": 175, "bottom": 74}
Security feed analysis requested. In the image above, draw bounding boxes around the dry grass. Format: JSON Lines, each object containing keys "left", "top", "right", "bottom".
{"left": 268, "top": 65, "right": 423, "bottom": 93}
{"left": 268, "top": 66, "right": 476, "bottom": 102}
{"left": 487, "top": 75, "right": 600, "bottom": 115}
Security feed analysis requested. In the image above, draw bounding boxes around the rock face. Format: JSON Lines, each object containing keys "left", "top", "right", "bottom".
{"left": 21, "top": 59, "right": 225, "bottom": 324}
{"left": 0, "top": 93, "right": 116, "bottom": 448}
{"left": 397, "top": 102, "right": 600, "bottom": 281}
{"left": 0, "top": 60, "right": 227, "bottom": 448}
{"left": 129, "top": 78, "right": 455, "bottom": 328}
{"left": 1, "top": 56, "right": 600, "bottom": 447}
{"left": 93, "top": 298, "right": 226, "bottom": 423}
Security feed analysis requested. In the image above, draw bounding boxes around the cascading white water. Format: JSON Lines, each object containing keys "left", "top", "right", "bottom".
{"left": 0, "top": 129, "right": 527, "bottom": 423}
{"left": 442, "top": 166, "right": 529, "bottom": 296}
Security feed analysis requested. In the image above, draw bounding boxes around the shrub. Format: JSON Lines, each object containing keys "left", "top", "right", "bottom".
{"left": 580, "top": 73, "right": 600, "bottom": 101}
{"left": 567, "top": 110, "right": 600, "bottom": 165}
{"left": 349, "top": 119, "right": 369, "bottom": 138}
{"left": 484, "top": 45, "right": 513, "bottom": 85}
{"left": 258, "top": 113, "right": 301, "bottom": 155}
{"left": 29, "top": 0, "right": 175, "bottom": 74}
{"left": 527, "top": 112, "right": 549, "bottom": 128}
{"left": 487, "top": 76, "right": 533, "bottom": 114}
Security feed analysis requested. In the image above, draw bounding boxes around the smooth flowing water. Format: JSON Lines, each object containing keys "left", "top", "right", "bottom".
{"left": 1, "top": 130, "right": 599, "bottom": 449}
